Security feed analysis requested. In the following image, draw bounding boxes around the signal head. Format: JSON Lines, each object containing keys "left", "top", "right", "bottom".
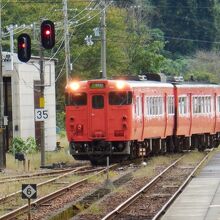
{"left": 41, "top": 20, "right": 55, "bottom": 49}
{"left": 17, "top": 33, "right": 31, "bottom": 63}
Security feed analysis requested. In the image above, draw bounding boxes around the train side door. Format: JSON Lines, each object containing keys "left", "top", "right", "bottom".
{"left": 134, "top": 95, "right": 143, "bottom": 140}
{"left": 89, "top": 94, "right": 106, "bottom": 138}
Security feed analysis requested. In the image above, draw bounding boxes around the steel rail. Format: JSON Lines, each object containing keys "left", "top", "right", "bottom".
{"left": 101, "top": 155, "right": 185, "bottom": 220}
{"left": 0, "top": 165, "right": 91, "bottom": 204}
{"left": 0, "top": 167, "right": 84, "bottom": 181}
{"left": 152, "top": 152, "right": 210, "bottom": 220}
{"left": 0, "top": 164, "right": 116, "bottom": 220}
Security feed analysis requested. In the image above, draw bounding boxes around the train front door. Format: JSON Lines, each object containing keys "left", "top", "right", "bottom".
{"left": 89, "top": 94, "right": 106, "bottom": 138}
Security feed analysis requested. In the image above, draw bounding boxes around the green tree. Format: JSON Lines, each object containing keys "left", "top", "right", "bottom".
{"left": 150, "top": 0, "right": 216, "bottom": 55}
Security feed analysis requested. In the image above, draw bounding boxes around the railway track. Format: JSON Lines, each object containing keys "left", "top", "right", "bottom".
{"left": 101, "top": 152, "right": 210, "bottom": 220}
{"left": 0, "top": 165, "right": 107, "bottom": 220}
{"left": 0, "top": 167, "right": 85, "bottom": 184}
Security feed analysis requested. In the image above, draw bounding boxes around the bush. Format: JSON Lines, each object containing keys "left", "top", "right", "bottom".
{"left": 56, "top": 111, "right": 65, "bottom": 131}
{"left": 9, "top": 136, "right": 38, "bottom": 154}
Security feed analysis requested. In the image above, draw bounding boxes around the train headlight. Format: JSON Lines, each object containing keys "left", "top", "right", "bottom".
{"left": 116, "top": 80, "right": 125, "bottom": 89}
{"left": 69, "top": 82, "right": 80, "bottom": 91}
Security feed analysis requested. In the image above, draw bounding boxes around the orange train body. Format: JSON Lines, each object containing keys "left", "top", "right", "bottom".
{"left": 65, "top": 79, "right": 220, "bottom": 163}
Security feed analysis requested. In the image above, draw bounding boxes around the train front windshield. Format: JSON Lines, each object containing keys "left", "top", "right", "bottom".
{"left": 65, "top": 92, "right": 87, "bottom": 106}
{"left": 109, "top": 91, "right": 132, "bottom": 105}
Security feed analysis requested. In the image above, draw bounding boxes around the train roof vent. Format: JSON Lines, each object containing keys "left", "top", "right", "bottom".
{"left": 142, "top": 73, "right": 164, "bottom": 82}
{"left": 112, "top": 73, "right": 166, "bottom": 82}
{"left": 167, "top": 76, "right": 184, "bottom": 83}
{"left": 112, "top": 75, "right": 141, "bottom": 81}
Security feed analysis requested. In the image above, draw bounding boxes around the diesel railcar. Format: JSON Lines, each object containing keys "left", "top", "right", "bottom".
{"left": 65, "top": 79, "right": 220, "bottom": 164}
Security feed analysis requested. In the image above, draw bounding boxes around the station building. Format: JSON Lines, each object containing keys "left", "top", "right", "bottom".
{"left": 2, "top": 52, "right": 56, "bottom": 151}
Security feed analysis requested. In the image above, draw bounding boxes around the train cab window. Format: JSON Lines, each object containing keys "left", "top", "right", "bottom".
{"left": 65, "top": 92, "right": 87, "bottom": 106}
{"left": 92, "top": 95, "right": 104, "bottom": 109}
{"left": 109, "top": 91, "right": 132, "bottom": 105}
{"left": 178, "top": 96, "right": 187, "bottom": 115}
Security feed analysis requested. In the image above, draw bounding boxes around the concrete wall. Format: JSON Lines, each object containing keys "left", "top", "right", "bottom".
{"left": 2, "top": 52, "right": 56, "bottom": 151}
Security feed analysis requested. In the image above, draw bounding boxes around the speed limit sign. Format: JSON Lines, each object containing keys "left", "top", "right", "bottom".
{"left": 35, "top": 108, "right": 48, "bottom": 121}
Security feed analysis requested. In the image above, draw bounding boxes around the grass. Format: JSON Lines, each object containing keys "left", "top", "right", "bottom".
{"left": 134, "top": 154, "right": 180, "bottom": 179}
{"left": 3, "top": 134, "right": 75, "bottom": 173}
{"left": 84, "top": 203, "right": 103, "bottom": 215}
{"left": 88, "top": 170, "right": 118, "bottom": 184}
{"left": 5, "top": 149, "right": 74, "bottom": 172}
{"left": 179, "top": 151, "right": 205, "bottom": 164}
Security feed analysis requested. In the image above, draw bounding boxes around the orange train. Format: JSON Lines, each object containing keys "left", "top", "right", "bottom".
{"left": 65, "top": 78, "right": 220, "bottom": 164}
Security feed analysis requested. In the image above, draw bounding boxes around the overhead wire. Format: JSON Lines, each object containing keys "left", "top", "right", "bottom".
{"left": 72, "top": 0, "right": 112, "bottom": 28}
{"left": 68, "top": 1, "right": 101, "bottom": 24}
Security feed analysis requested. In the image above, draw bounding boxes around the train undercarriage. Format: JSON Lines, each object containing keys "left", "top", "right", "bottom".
{"left": 69, "top": 133, "right": 220, "bottom": 165}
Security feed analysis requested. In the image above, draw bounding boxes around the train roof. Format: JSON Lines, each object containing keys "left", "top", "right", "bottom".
{"left": 87, "top": 79, "right": 220, "bottom": 88}
{"left": 82, "top": 79, "right": 173, "bottom": 88}
{"left": 125, "top": 80, "right": 173, "bottom": 88}
{"left": 66, "top": 79, "right": 220, "bottom": 91}
{"left": 174, "top": 83, "right": 220, "bottom": 88}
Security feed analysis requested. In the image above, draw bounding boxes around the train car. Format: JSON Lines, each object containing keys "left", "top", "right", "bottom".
{"left": 173, "top": 83, "right": 220, "bottom": 151}
{"left": 65, "top": 78, "right": 220, "bottom": 164}
{"left": 65, "top": 79, "right": 174, "bottom": 164}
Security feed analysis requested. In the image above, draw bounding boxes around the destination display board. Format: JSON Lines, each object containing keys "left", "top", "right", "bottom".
{"left": 90, "top": 83, "right": 105, "bottom": 89}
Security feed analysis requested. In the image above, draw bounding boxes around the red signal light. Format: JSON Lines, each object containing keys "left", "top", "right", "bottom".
{"left": 17, "top": 33, "right": 31, "bottom": 62}
{"left": 21, "top": 43, "right": 26, "bottom": 48}
{"left": 45, "top": 30, "right": 51, "bottom": 35}
{"left": 41, "top": 20, "right": 55, "bottom": 49}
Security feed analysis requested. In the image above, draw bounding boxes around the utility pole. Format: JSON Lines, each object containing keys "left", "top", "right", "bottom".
{"left": 39, "top": 46, "right": 45, "bottom": 167}
{"left": 63, "top": 0, "right": 71, "bottom": 83}
{"left": 0, "top": 0, "right": 6, "bottom": 169}
{"left": 8, "top": 25, "right": 14, "bottom": 54}
{"left": 39, "top": 20, "right": 45, "bottom": 167}
{"left": 100, "top": 0, "right": 107, "bottom": 78}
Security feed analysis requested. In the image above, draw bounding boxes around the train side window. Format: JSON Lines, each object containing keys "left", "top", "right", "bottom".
{"left": 168, "top": 96, "right": 174, "bottom": 115}
{"left": 208, "top": 97, "right": 211, "bottom": 113}
{"left": 204, "top": 97, "right": 207, "bottom": 113}
{"left": 146, "top": 96, "right": 163, "bottom": 116}
{"left": 159, "top": 97, "right": 163, "bottom": 115}
{"left": 109, "top": 91, "right": 132, "bottom": 105}
{"left": 206, "top": 96, "right": 211, "bottom": 113}
{"left": 217, "top": 96, "right": 220, "bottom": 113}
{"left": 65, "top": 92, "right": 87, "bottom": 106}
{"left": 193, "top": 96, "right": 201, "bottom": 114}
{"left": 92, "top": 95, "right": 104, "bottom": 109}
{"left": 178, "top": 96, "right": 187, "bottom": 115}
{"left": 135, "top": 96, "right": 141, "bottom": 117}
{"left": 193, "top": 96, "right": 211, "bottom": 114}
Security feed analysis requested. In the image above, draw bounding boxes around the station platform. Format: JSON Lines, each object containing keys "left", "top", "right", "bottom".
{"left": 161, "top": 152, "right": 220, "bottom": 220}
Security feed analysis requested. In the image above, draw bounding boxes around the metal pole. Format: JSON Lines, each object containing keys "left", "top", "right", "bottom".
{"left": 100, "top": 0, "right": 107, "bottom": 78}
{"left": 106, "top": 156, "right": 109, "bottom": 182}
{"left": 0, "top": 0, "right": 6, "bottom": 169}
{"left": 28, "top": 198, "right": 31, "bottom": 220}
{"left": 63, "top": 0, "right": 71, "bottom": 83}
{"left": 39, "top": 40, "right": 45, "bottom": 167}
{"left": 9, "top": 25, "right": 14, "bottom": 54}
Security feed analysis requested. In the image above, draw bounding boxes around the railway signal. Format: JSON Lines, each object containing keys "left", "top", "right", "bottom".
{"left": 41, "top": 20, "right": 55, "bottom": 49}
{"left": 17, "top": 33, "right": 31, "bottom": 62}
